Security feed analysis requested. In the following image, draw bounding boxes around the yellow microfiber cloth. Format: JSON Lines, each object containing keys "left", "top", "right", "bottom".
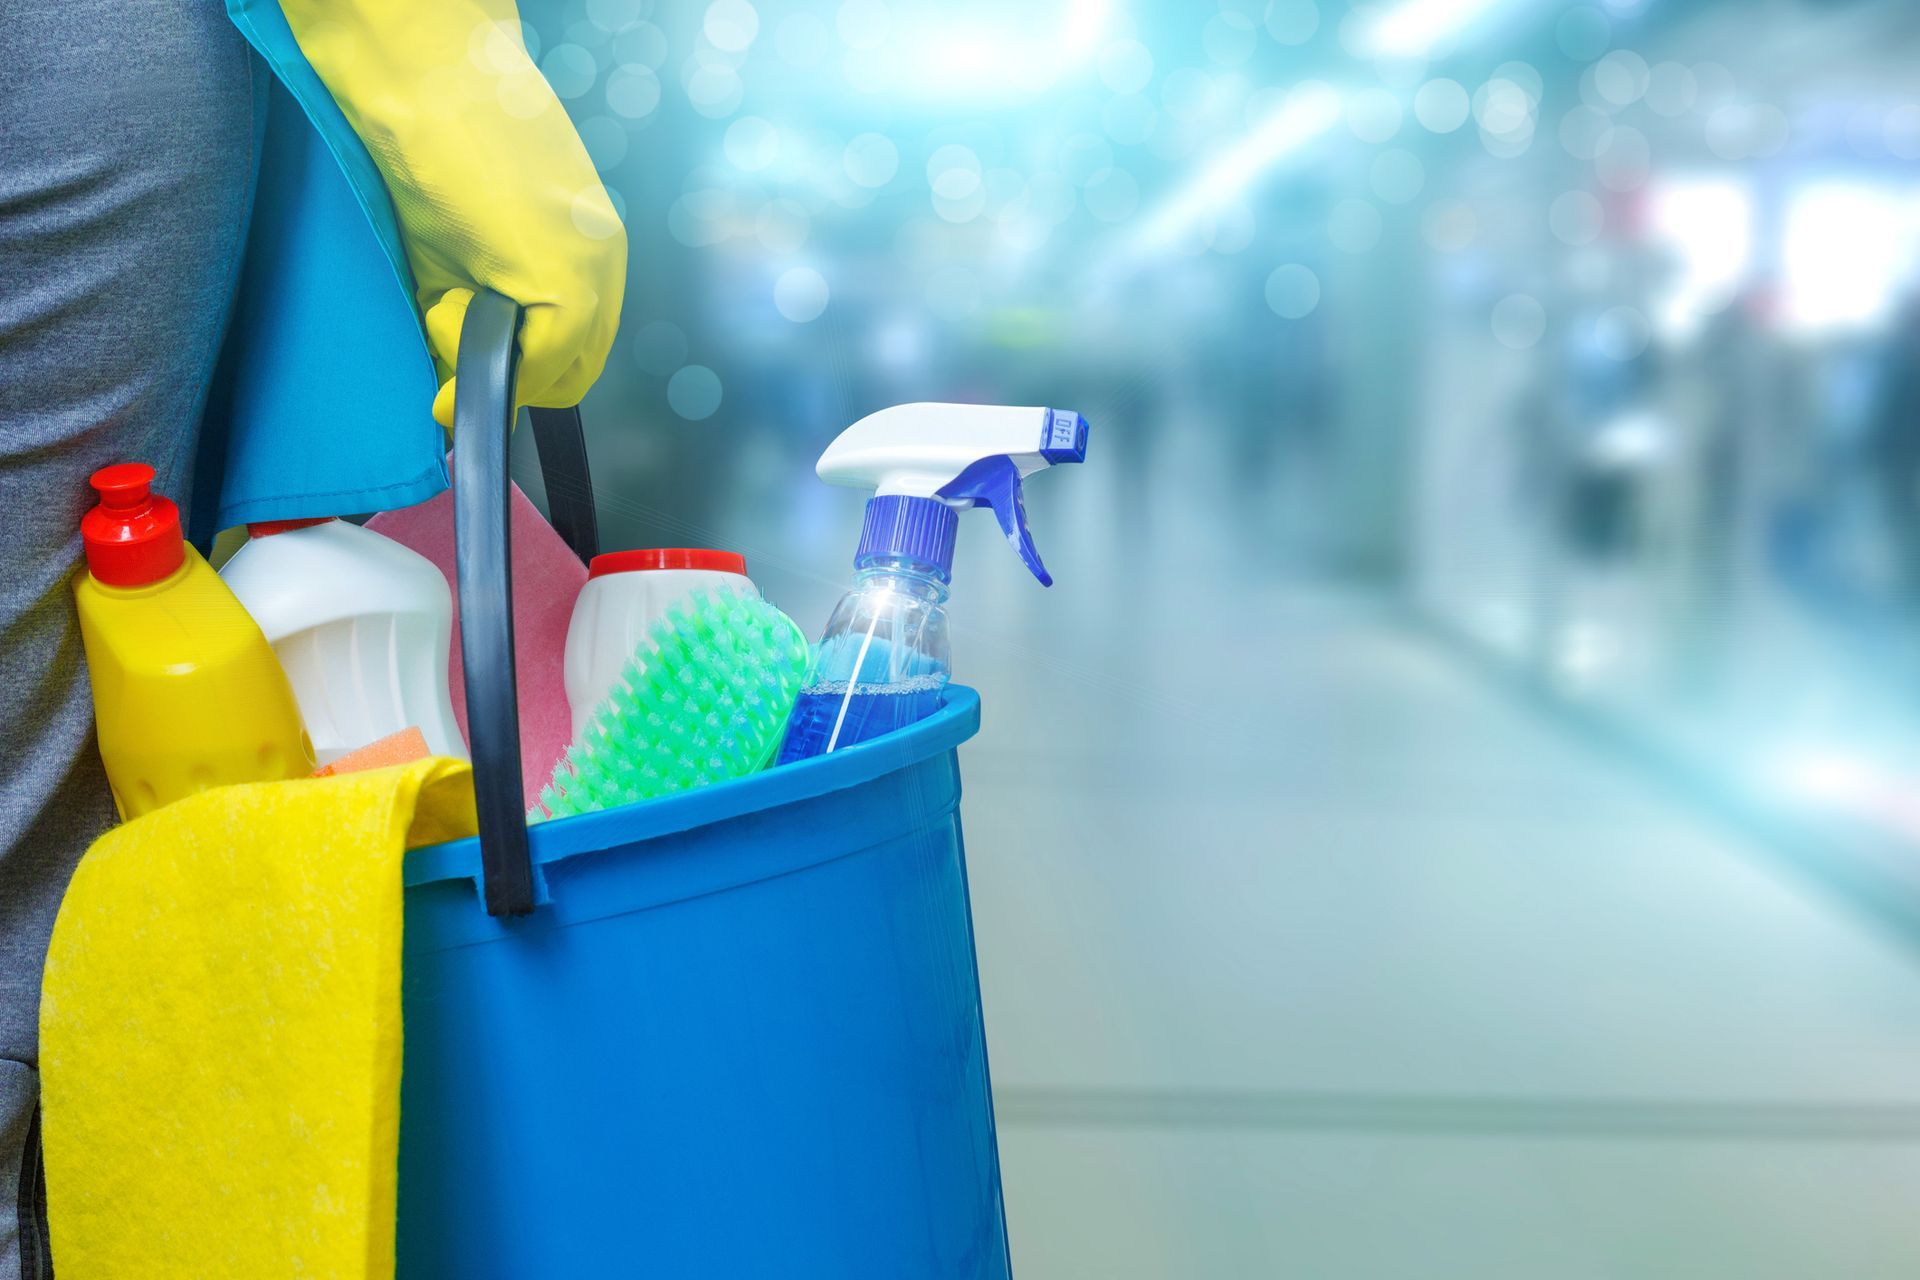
{"left": 38, "top": 756, "right": 478, "bottom": 1278}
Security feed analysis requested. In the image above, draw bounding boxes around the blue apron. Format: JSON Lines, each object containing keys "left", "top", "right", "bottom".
{"left": 191, "top": 1, "right": 446, "bottom": 541}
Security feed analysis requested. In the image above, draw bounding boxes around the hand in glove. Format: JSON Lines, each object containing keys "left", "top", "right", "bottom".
{"left": 279, "top": 0, "right": 626, "bottom": 426}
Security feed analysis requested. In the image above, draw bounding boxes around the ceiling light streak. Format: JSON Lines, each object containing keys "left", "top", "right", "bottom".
{"left": 1359, "top": 0, "right": 1509, "bottom": 58}
{"left": 1130, "top": 88, "right": 1343, "bottom": 254}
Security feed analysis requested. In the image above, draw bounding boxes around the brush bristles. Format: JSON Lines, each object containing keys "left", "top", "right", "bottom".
{"left": 529, "top": 590, "right": 811, "bottom": 821}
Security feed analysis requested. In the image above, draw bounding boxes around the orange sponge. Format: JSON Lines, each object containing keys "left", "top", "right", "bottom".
{"left": 312, "top": 728, "right": 432, "bottom": 778}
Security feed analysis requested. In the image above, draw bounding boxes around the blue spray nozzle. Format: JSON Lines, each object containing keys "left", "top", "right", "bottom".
{"left": 939, "top": 456, "right": 1054, "bottom": 587}
{"left": 1039, "top": 409, "right": 1089, "bottom": 465}
{"left": 820, "top": 402, "right": 1088, "bottom": 588}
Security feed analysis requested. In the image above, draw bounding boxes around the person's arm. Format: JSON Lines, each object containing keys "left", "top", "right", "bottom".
{"left": 277, "top": 0, "right": 626, "bottom": 425}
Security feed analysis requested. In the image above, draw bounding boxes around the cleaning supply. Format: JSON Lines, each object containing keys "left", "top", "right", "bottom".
{"left": 778, "top": 403, "right": 1088, "bottom": 763}
{"left": 533, "top": 590, "right": 810, "bottom": 820}
{"left": 313, "top": 727, "right": 432, "bottom": 778}
{"left": 39, "top": 755, "right": 477, "bottom": 1280}
{"left": 221, "top": 516, "right": 466, "bottom": 763}
{"left": 564, "top": 548, "right": 760, "bottom": 739}
{"left": 72, "top": 463, "right": 313, "bottom": 817}
{"left": 366, "top": 470, "right": 585, "bottom": 808}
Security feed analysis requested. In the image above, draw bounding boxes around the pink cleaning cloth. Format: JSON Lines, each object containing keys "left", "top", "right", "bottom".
{"left": 367, "top": 467, "right": 586, "bottom": 808}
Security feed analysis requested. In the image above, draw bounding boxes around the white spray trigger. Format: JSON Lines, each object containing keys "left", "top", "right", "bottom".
{"left": 816, "top": 401, "right": 1088, "bottom": 584}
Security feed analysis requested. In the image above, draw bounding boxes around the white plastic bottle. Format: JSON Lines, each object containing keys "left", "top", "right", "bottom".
{"left": 564, "top": 548, "right": 760, "bottom": 737}
{"left": 219, "top": 517, "right": 467, "bottom": 763}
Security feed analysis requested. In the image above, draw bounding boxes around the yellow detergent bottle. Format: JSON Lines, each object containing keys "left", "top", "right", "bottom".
{"left": 73, "top": 464, "right": 314, "bottom": 818}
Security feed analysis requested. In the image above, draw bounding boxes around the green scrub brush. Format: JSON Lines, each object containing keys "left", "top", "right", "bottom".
{"left": 531, "top": 590, "right": 811, "bottom": 821}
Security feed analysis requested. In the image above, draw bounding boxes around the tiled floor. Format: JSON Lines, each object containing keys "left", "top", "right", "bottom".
{"left": 958, "top": 582, "right": 1920, "bottom": 1278}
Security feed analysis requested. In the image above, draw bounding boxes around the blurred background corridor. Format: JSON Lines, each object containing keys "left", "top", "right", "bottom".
{"left": 513, "top": 0, "right": 1920, "bottom": 1271}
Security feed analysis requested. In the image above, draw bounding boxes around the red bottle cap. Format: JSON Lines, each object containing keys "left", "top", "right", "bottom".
{"left": 247, "top": 517, "right": 335, "bottom": 537}
{"left": 81, "top": 463, "right": 185, "bottom": 587}
{"left": 588, "top": 548, "right": 748, "bottom": 579}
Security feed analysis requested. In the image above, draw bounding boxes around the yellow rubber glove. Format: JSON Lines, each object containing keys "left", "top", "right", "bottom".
{"left": 279, "top": 1, "right": 626, "bottom": 426}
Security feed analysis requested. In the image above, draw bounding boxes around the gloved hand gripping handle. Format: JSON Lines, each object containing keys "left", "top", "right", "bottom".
{"left": 452, "top": 289, "right": 600, "bottom": 917}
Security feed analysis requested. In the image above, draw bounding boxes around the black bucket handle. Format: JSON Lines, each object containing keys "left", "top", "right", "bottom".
{"left": 452, "top": 288, "right": 600, "bottom": 917}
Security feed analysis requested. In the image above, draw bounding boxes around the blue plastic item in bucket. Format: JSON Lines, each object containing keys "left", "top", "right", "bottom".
{"left": 396, "top": 292, "right": 1011, "bottom": 1278}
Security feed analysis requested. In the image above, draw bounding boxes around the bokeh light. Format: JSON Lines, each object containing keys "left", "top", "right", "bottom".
{"left": 1559, "top": 104, "right": 1613, "bottom": 159}
{"left": 1370, "top": 149, "right": 1425, "bottom": 204}
{"left": 843, "top": 133, "right": 899, "bottom": 188}
{"left": 605, "top": 64, "right": 661, "bottom": 119}
{"left": 1644, "top": 61, "right": 1697, "bottom": 117}
{"left": 1099, "top": 39, "right": 1155, "bottom": 94}
{"left": 1202, "top": 13, "right": 1259, "bottom": 67}
{"left": 667, "top": 186, "right": 735, "bottom": 248}
{"left": 1162, "top": 69, "right": 1220, "bottom": 125}
{"left": 667, "top": 364, "right": 723, "bottom": 420}
{"left": 837, "top": 0, "right": 889, "bottom": 51}
{"left": 724, "top": 116, "right": 780, "bottom": 171}
{"left": 585, "top": 0, "right": 641, "bottom": 33}
{"left": 1264, "top": 264, "right": 1321, "bottom": 318}
{"left": 613, "top": 22, "right": 668, "bottom": 68}
{"left": 1264, "top": 0, "right": 1319, "bottom": 47}
{"left": 1491, "top": 293, "right": 1547, "bottom": 349}
{"left": 774, "top": 266, "right": 830, "bottom": 322}
{"left": 927, "top": 145, "right": 983, "bottom": 200}
{"left": 1346, "top": 88, "right": 1404, "bottom": 144}
{"left": 1422, "top": 199, "right": 1478, "bottom": 251}
{"left": 1691, "top": 59, "right": 1737, "bottom": 108}
{"left": 1595, "top": 125, "right": 1651, "bottom": 191}
{"left": 1084, "top": 169, "right": 1141, "bottom": 223}
{"left": 1594, "top": 305, "right": 1651, "bottom": 360}
{"left": 1549, "top": 190, "right": 1605, "bottom": 245}
{"left": 541, "top": 44, "right": 598, "bottom": 100}
{"left": 703, "top": 0, "right": 760, "bottom": 53}
{"left": 685, "top": 62, "right": 744, "bottom": 118}
{"left": 755, "top": 198, "right": 810, "bottom": 254}
{"left": 1592, "top": 50, "right": 1651, "bottom": 107}
{"left": 1414, "top": 79, "right": 1471, "bottom": 133}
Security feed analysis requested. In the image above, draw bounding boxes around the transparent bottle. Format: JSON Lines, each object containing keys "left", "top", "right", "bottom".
{"left": 777, "top": 553, "right": 951, "bottom": 763}
{"left": 776, "top": 402, "right": 1087, "bottom": 762}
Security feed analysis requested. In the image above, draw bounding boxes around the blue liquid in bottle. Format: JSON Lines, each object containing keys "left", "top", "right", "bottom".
{"left": 778, "top": 558, "right": 950, "bottom": 763}
{"left": 777, "top": 679, "right": 946, "bottom": 763}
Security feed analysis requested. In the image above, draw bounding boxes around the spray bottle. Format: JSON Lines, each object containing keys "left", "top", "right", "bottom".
{"left": 777, "top": 402, "right": 1088, "bottom": 763}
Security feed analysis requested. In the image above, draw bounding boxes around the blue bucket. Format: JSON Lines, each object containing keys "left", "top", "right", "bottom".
{"left": 393, "top": 293, "right": 1011, "bottom": 1277}
{"left": 397, "top": 688, "right": 1006, "bottom": 1278}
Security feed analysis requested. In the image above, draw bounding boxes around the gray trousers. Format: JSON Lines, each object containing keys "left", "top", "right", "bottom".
{"left": 0, "top": 4, "right": 260, "bottom": 1274}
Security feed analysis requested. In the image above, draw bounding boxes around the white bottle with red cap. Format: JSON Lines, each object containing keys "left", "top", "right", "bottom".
{"left": 219, "top": 517, "right": 466, "bottom": 764}
{"left": 563, "top": 549, "right": 761, "bottom": 738}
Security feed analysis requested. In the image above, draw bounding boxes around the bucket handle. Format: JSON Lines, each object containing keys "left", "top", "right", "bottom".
{"left": 452, "top": 288, "right": 600, "bottom": 917}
